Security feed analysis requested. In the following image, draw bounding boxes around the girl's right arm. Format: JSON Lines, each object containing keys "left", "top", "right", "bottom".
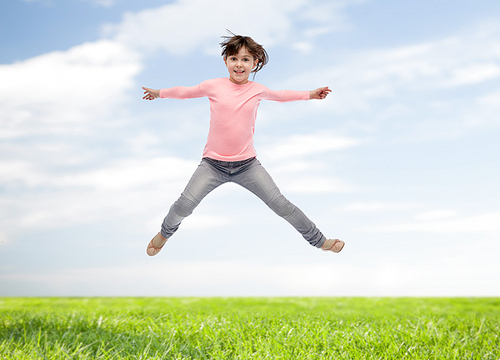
{"left": 142, "top": 87, "right": 159, "bottom": 100}
{"left": 142, "top": 84, "right": 206, "bottom": 101}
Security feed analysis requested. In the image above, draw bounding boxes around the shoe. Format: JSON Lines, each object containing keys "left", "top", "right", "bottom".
{"left": 321, "top": 239, "right": 345, "bottom": 253}
{"left": 146, "top": 232, "right": 168, "bottom": 256}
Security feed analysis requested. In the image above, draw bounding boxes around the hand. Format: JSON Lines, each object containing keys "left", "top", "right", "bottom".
{"left": 142, "top": 87, "right": 160, "bottom": 100}
{"left": 309, "top": 86, "right": 331, "bottom": 100}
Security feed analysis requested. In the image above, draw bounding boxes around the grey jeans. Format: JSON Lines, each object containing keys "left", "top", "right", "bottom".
{"left": 161, "top": 157, "right": 326, "bottom": 248}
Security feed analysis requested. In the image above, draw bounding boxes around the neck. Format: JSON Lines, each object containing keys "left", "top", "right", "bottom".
{"left": 229, "top": 77, "right": 249, "bottom": 85}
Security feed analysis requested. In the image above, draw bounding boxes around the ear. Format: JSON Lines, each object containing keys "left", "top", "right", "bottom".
{"left": 253, "top": 59, "right": 259, "bottom": 69}
{"left": 224, "top": 57, "right": 228, "bottom": 67}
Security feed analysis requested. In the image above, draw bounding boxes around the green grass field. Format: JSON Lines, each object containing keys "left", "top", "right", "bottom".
{"left": 0, "top": 297, "right": 498, "bottom": 359}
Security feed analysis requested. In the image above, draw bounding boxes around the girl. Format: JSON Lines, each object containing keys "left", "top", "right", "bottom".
{"left": 142, "top": 33, "right": 345, "bottom": 256}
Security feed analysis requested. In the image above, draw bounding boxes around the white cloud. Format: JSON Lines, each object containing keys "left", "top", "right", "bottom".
{"left": 262, "top": 132, "right": 361, "bottom": 160}
{"left": 0, "top": 40, "right": 142, "bottom": 138}
{"left": 283, "top": 176, "right": 356, "bottom": 194}
{"left": 104, "top": 0, "right": 298, "bottom": 55}
{"left": 181, "top": 214, "right": 233, "bottom": 231}
{"left": 342, "top": 202, "right": 421, "bottom": 212}
{"left": 446, "top": 63, "right": 500, "bottom": 86}
{"left": 369, "top": 211, "right": 500, "bottom": 233}
{"left": 293, "top": 41, "right": 314, "bottom": 54}
{"left": 0, "top": 156, "right": 198, "bottom": 232}
{"left": 414, "top": 209, "right": 458, "bottom": 221}
{"left": 0, "top": 157, "right": 197, "bottom": 191}
{"left": 257, "top": 133, "right": 361, "bottom": 193}
{"left": 103, "top": 0, "right": 353, "bottom": 55}
{"left": 57, "top": 157, "right": 197, "bottom": 191}
{"left": 280, "top": 22, "right": 500, "bottom": 139}
{"left": 272, "top": 160, "right": 322, "bottom": 174}
{"left": 477, "top": 90, "right": 500, "bottom": 105}
{"left": 349, "top": 33, "right": 500, "bottom": 91}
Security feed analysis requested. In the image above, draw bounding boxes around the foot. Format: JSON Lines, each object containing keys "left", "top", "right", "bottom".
{"left": 321, "top": 239, "right": 345, "bottom": 253}
{"left": 146, "top": 232, "right": 168, "bottom": 256}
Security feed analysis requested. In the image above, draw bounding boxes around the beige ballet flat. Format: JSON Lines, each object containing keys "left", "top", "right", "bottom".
{"left": 321, "top": 239, "right": 345, "bottom": 253}
{"left": 146, "top": 232, "right": 168, "bottom": 256}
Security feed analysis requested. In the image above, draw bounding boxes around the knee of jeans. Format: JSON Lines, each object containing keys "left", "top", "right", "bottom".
{"left": 268, "top": 194, "right": 294, "bottom": 218}
{"left": 173, "top": 195, "right": 198, "bottom": 217}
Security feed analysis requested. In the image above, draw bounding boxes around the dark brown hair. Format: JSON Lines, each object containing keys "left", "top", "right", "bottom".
{"left": 220, "top": 30, "right": 269, "bottom": 75}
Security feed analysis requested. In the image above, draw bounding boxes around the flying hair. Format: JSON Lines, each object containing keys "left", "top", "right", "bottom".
{"left": 220, "top": 30, "right": 269, "bottom": 76}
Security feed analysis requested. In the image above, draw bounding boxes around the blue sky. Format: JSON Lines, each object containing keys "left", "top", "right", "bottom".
{"left": 1, "top": 0, "right": 500, "bottom": 296}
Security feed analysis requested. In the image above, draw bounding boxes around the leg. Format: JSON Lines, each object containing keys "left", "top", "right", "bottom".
{"left": 233, "top": 159, "right": 326, "bottom": 248}
{"left": 161, "top": 159, "right": 226, "bottom": 239}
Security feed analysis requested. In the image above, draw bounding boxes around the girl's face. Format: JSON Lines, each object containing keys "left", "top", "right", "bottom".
{"left": 224, "top": 46, "right": 258, "bottom": 85}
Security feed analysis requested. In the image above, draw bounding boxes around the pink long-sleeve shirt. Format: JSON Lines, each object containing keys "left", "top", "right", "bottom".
{"left": 159, "top": 77, "right": 310, "bottom": 161}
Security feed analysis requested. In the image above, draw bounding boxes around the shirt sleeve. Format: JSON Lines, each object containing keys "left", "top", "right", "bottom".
{"left": 159, "top": 83, "right": 205, "bottom": 99}
{"left": 264, "top": 88, "right": 310, "bottom": 102}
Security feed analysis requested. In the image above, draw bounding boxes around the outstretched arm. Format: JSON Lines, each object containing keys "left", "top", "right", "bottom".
{"left": 142, "top": 87, "right": 159, "bottom": 101}
{"left": 309, "top": 86, "right": 331, "bottom": 100}
{"left": 142, "top": 84, "right": 206, "bottom": 100}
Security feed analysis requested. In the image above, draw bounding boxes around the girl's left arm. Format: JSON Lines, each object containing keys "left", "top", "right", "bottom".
{"left": 265, "top": 86, "right": 331, "bottom": 102}
{"left": 309, "top": 86, "right": 331, "bottom": 100}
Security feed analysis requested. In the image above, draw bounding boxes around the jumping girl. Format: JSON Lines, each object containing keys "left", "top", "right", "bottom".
{"left": 142, "top": 32, "right": 345, "bottom": 256}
